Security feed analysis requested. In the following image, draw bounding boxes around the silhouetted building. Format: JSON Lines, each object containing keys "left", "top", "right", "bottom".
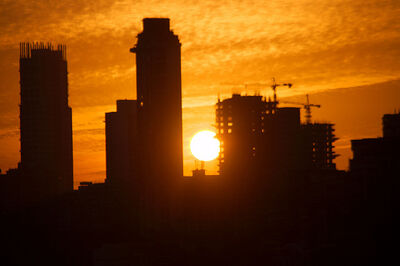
{"left": 105, "top": 100, "right": 138, "bottom": 185}
{"left": 271, "top": 107, "right": 305, "bottom": 171}
{"left": 19, "top": 42, "right": 73, "bottom": 200}
{"left": 216, "top": 94, "right": 266, "bottom": 175}
{"left": 383, "top": 111, "right": 400, "bottom": 138}
{"left": 348, "top": 112, "right": 400, "bottom": 264}
{"left": 130, "top": 18, "right": 183, "bottom": 180}
{"left": 350, "top": 112, "right": 400, "bottom": 176}
{"left": 350, "top": 138, "right": 387, "bottom": 173}
{"left": 302, "top": 123, "right": 337, "bottom": 169}
{"left": 216, "top": 94, "right": 336, "bottom": 177}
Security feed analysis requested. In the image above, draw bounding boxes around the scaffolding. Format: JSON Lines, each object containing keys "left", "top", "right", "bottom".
{"left": 20, "top": 42, "right": 66, "bottom": 60}
{"left": 302, "top": 123, "right": 338, "bottom": 169}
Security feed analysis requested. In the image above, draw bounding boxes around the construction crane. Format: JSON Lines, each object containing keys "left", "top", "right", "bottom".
{"left": 271, "top": 78, "right": 292, "bottom": 109}
{"left": 281, "top": 94, "right": 321, "bottom": 124}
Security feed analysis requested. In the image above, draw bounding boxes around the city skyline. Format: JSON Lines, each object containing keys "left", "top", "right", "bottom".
{"left": 0, "top": 13, "right": 398, "bottom": 265}
{"left": 0, "top": 0, "right": 399, "bottom": 186}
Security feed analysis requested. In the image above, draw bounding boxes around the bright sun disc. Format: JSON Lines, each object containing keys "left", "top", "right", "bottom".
{"left": 190, "top": 130, "right": 220, "bottom": 161}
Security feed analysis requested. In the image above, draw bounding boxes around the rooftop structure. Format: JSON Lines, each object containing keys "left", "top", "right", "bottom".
{"left": 383, "top": 111, "right": 400, "bottom": 138}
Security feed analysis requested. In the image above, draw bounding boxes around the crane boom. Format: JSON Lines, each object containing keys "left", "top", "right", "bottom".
{"left": 271, "top": 77, "right": 292, "bottom": 111}
{"left": 281, "top": 94, "right": 321, "bottom": 124}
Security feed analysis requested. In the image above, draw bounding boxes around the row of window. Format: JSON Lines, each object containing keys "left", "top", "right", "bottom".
{"left": 218, "top": 128, "right": 264, "bottom": 134}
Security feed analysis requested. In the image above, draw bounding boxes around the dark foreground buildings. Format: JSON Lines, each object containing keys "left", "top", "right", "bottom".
{"left": 105, "top": 19, "right": 184, "bottom": 227}
{"left": 0, "top": 43, "right": 74, "bottom": 265}
{"left": 347, "top": 112, "right": 400, "bottom": 265}
{"left": 1, "top": 19, "right": 399, "bottom": 266}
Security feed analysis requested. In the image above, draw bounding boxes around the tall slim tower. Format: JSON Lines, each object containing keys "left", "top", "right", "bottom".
{"left": 19, "top": 42, "right": 73, "bottom": 198}
{"left": 130, "top": 18, "right": 183, "bottom": 180}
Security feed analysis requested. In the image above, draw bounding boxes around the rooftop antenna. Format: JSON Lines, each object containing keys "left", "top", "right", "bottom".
{"left": 192, "top": 159, "right": 206, "bottom": 177}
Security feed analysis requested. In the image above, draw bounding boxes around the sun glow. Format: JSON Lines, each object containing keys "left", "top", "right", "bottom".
{"left": 190, "top": 130, "right": 220, "bottom": 161}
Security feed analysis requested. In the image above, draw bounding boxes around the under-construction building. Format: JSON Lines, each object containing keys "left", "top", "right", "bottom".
{"left": 302, "top": 123, "right": 337, "bottom": 169}
{"left": 216, "top": 94, "right": 337, "bottom": 176}
{"left": 19, "top": 42, "right": 73, "bottom": 199}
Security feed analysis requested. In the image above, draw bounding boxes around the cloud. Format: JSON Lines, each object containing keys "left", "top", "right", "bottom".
{"left": 0, "top": 129, "right": 18, "bottom": 139}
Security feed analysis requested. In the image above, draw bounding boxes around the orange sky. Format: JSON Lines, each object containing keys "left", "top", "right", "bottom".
{"left": 0, "top": 0, "right": 399, "bottom": 187}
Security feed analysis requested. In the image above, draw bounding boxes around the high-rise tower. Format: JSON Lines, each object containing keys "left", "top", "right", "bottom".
{"left": 130, "top": 18, "right": 183, "bottom": 180}
{"left": 19, "top": 42, "right": 73, "bottom": 198}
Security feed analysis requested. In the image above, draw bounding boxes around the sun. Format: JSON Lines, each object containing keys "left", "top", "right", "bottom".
{"left": 190, "top": 130, "right": 220, "bottom": 161}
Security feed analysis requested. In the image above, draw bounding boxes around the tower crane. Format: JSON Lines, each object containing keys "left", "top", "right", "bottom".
{"left": 281, "top": 94, "right": 321, "bottom": 124}
{"left": 271, "top": 78, "right": 292, "bottom": 110}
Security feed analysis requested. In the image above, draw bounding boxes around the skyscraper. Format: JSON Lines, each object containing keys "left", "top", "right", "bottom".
{"left": 130, "top": 18, "right": 183, "bottom": 180}
{"left": 19, "top": 42, "right": 73, "bottom": 198}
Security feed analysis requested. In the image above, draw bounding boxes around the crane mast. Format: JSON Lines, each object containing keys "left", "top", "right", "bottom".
{"left": 281, "top": 94, "right": 321, "bottom": 124}
{"left": 271, "top": 77, "right": 292, "bottom": 111}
